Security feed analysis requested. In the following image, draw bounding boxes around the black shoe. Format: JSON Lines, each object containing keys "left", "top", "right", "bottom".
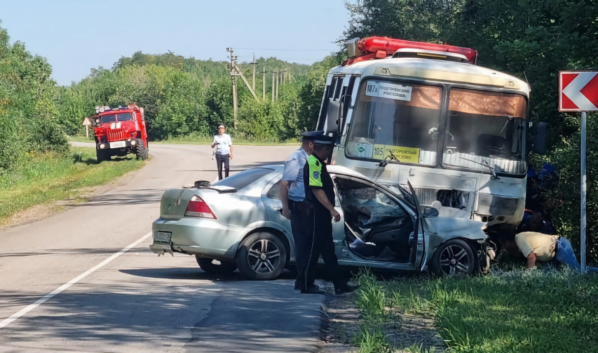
{"left": 335, "top": 284, "right": 359, "bottom": 295}
{"left": 300, "top": 287, "right": 326, "bottom": 295}
{"left": 294, "top": 283, "right": 320, "bottom": 291}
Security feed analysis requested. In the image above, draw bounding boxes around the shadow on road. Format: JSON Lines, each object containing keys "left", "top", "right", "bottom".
{"left": 0, "top": 267, "right": 324, "bottom": 352}
{"left": 74, "top": 190, "right": 163, "bottom": 207}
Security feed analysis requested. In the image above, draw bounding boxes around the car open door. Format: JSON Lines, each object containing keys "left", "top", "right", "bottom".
{"left": 405, "top": 180, "right": 427, "bottom": 271}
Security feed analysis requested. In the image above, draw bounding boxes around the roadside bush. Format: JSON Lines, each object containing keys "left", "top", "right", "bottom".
{"left": 0, "top": 23, "right": 68, "bottom": 172}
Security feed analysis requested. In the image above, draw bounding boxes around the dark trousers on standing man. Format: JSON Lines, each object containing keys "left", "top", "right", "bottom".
{"left": 216, "top": 154, "right": 230, "bottom": 180}
{"left": 291, "top": 201, "right": 346, "bottom": 290}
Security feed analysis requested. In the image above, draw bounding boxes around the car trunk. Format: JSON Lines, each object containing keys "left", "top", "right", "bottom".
{"left": 160, "top": 189, "right": 198, "bottom": 220}
{"left": 160, "top": 186, "right": 238, "bottom": 221}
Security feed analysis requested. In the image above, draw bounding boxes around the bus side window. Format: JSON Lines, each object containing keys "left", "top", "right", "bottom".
{"left": 316, "top": 84, "right": 333, "bottom": 131}
{"left": 338, "top": 76, "right": 357, "bottom": 136}
{"left": 333, "top": 77, "right": 343, "bottom": 100}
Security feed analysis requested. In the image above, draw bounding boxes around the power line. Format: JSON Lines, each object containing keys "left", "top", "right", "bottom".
{"left": 233, "top": 47, "right": 336, "bottom": 52}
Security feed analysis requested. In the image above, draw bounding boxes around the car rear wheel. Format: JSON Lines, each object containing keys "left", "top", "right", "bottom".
{"left": 236, "top": 232, "right": 287, "bottom": 280}
{"left": 430, "top": 239, "right": 475, "bottom": 276}
{"left": 196, "top": 257, "right": 237, "bottom": 274}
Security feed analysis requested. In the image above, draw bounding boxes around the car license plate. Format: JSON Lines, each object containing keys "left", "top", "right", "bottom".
{"left": 155, "top": 231, "right": 172, "bottom": 243}
{"left": 110, "top": 141, "right": 126, "bottom": 149}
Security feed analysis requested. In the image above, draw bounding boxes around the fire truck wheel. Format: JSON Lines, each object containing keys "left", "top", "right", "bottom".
{"left": 96, "top": 148, "right": 110, "bottom": 163}
{"left": 136, "top": 141, "right": 148, "bottom": 160}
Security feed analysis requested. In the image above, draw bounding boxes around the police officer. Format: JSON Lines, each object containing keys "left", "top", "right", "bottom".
{"left": 280, "top": 132, "right": 320, "bottom": 292}
{"left": 300, "top": 133, "right": 358, "bottom": 295}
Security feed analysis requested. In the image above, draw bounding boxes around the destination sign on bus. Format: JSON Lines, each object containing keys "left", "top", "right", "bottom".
{"left": 366, "top": 82, "right": 412, "bottom": 101}
{"left": 373, "top": 144, "right": 420, "bottom": 163}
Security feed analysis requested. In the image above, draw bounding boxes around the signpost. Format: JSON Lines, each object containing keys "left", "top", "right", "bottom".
{"left": 559, "top": 71, "right": 598, "bottom": 272}
{"left": 82, "top": 117, "right": 92, "bottom": 138}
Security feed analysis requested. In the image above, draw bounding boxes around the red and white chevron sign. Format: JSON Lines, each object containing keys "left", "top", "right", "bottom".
{"left": 559, "top": 71, "right": 598, "bottom": 112}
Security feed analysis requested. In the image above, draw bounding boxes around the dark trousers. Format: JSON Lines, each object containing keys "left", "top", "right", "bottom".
{"left": 290, "top": 201, "right": 346, "bottom": 290}
{"left": 216, "top": 154, "right": 230, "bottom": 180}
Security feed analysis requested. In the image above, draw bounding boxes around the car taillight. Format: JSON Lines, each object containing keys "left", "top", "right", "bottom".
{"left": 184, "top": 195, "right": 216, "bottom": 219}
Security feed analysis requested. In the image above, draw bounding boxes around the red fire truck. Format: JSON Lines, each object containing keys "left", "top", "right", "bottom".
{"left": 90, "top": 103, "right": 149, "bottom": 162}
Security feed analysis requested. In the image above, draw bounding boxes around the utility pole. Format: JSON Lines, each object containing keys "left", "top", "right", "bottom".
{"left": 227, "top": 47, "right": 238, "bottom": 129}
{"left": 275, "top": 71, "right": 279, "bottom": 100}
{"left": 251, "top": 53, "right": 257, "bottom": 92}
{"left": 262, "top": 66, "right": 266, "bottom": 100}
{"left": 272, "top": 71, "right": 276, "bottom": 102}
{"left": 233, "top": 63, "right": 259, "bottom": 101}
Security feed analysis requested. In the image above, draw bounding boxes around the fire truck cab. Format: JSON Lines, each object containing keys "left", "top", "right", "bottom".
{"left": 318, "top": 37, "right": 530, "bottom": 228}
{"left": 91, "top": 103, "right": 149, "bottom": 162}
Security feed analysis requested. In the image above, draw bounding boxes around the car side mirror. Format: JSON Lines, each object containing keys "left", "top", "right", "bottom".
{"left": 533, "top": 122, "right": 547, "bottom": 154}
{"left": 422, "top": 206, "right": 439, "bottom": 218}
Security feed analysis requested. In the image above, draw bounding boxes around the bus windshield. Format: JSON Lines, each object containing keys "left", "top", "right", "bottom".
{"left": 346, "top": 79, "right": 527, "bottom": 176}
{"left": 347, "top": 80, "right": 442, "bottom": 165}
{"left": 443, "top": 89, "right": 526, "bottom": 175}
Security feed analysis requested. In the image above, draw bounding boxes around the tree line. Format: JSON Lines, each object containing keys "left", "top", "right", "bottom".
{"left": 55, "top": 51, "right": 332, "bottom": 142}
{"left": 0, "top": 21, "right": 340, "bottom": 175}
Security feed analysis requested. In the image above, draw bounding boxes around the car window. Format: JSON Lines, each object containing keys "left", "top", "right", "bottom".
{"left": 212, "top": 168, "right": 273, "bottom": 190}
{"left": 336, "top": 178, "right": 409, "bottom": 226}
{"left": 266, "top": 180, "right": 281, "bottom": 199}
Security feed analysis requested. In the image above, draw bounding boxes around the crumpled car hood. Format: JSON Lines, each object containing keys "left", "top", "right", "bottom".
{"left": 425, "top": 217, "right": 487, "bottom": 240}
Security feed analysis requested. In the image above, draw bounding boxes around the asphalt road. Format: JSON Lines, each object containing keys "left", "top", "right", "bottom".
{"left": 0, "top": 143, "right": 327, "bottom": 353}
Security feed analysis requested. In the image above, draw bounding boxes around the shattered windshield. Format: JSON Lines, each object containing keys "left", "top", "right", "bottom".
{"left": 443, "top": 89, "right": 527, "bottom": 175}
{"left": 346, "top": 80, "right": 442, "bottom": 165}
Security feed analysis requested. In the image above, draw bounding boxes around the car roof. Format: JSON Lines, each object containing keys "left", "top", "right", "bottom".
{"left": 262, "top": 164, "right": 369, "bottom": 180}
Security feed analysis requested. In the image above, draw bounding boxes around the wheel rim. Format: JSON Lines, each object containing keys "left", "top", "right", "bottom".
{"left": 439, "top": 244, "right": 471, "bottom": 275}
{"left": 247, "top": 239, "right": 281, "bottom": 274}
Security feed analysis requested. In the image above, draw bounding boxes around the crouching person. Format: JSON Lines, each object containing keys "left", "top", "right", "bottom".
{"left": 502, "top": 231, "right": 598, "bottom": 272}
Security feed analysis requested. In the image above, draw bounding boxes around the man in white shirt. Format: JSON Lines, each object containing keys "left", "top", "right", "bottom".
{"left": 211, "top": 124, "right": 233, "bottom": 180}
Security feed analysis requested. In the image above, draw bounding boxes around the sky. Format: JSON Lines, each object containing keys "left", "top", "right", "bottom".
{"left": 1, "top": 0, "right": 351, "bottom": 85}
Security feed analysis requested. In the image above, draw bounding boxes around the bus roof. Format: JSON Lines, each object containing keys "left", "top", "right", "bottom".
{"left": 328, "top": 57, "right": 530, "bottom": 96}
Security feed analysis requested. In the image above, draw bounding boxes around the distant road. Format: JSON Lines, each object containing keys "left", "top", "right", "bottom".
{"left": 0, "top": 143, "right": 327, "bottom": 352}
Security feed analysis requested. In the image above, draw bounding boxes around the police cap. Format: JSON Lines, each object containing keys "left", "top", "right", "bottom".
{"left": 300, "top": 131, "right": 324, "bottom": 141}
{"left": 301, "top": 131, "right": 336, "bottom": 145}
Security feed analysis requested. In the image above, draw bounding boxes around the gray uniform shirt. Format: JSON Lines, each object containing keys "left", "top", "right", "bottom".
{"left": 281, "top": 148, "right": 309, "bottom": 202}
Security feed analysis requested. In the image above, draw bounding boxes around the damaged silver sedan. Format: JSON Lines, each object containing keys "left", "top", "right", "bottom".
{"left": 150, "top": 165, "right": 495, "bottom": 279}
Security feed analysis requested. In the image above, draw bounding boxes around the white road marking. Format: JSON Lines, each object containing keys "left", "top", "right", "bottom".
{"left": 0, "top": 231, "right": 152, "bottom": 329}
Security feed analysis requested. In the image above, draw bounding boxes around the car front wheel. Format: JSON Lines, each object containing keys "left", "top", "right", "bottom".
{"left": 236, "top": 232, "right": 287, "bottom": 280}
{"left": 430, "top": 239, "right": 475, "bottom": 276}
{"left": 196, "top": 257, "right": 237, "bottom": 274}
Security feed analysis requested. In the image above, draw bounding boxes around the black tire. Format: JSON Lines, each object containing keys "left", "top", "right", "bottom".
{"left": 196, "top": 257, "right": 237, "bottom": 274}
{"left": 136, "top": 139, "right": 148, "bottom": 160}
{"left": 430, "top": 239, "right": 476, "bottom": 276}
{"left": 236, "top": 232, "right": 287, "bottom": 280}
{"left": 96, "top": 148, "right": 110, "bottom": 162}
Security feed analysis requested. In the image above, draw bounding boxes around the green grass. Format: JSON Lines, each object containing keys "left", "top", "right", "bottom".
{"left": 0, "top": 147, "right": 145, "bottom": 224}
{"left": 356, "top": 269, "right": 598, "bottom": 353}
